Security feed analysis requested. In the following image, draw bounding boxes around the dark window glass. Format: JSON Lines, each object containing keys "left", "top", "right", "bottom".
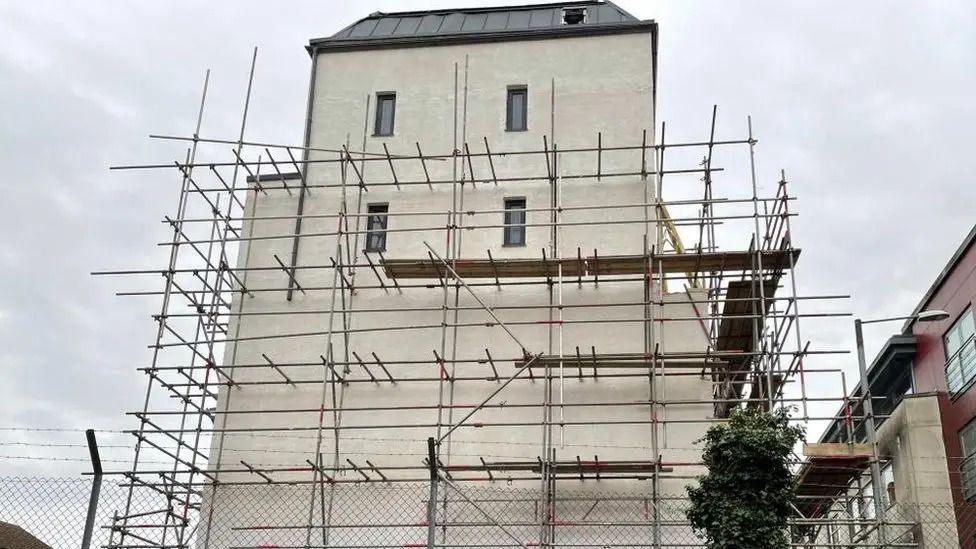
{"left": 945, "top": 308, "right": 976, "bottom": 394}
{"left": 562, "top": 7, "right": 586, "bottom": 25}
{"left": 503, "top": 198, "right": 526, "bottom": 246}
{"left": 506, "top": 87, "right": 527, "bottom": 132}
{"left": 365, "top": 203, "right": 388, "bottom": 251}
{"left": 374, "top": 93, "right": 396, "bottom": 136}
{"left": 962, "top": 419, "right": 976, "bottom": 500}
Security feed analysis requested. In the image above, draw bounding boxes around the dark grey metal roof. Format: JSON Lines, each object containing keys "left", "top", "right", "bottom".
{"left": 310, "top": 1, "right": 652, "bottom": 51}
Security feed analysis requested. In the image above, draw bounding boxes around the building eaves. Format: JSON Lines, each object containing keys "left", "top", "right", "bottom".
{"left": 818, "top": 334, "right": 917, "bottom": 443}
{"left": 901, "top": 223, "right": 976, "bottom": 333}
{"left": 308, "top": 1, "right": 653, "bottom": 53}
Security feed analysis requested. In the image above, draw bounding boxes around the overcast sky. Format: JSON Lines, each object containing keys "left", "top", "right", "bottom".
{"left": 0, "top": 1, "right": 974, "bottom": 477}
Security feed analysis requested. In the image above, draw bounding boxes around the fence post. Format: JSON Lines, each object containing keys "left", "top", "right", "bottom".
{"left": 81, "top": 428, "right": 103, "bottom": 549}
{"left": 426, "top": 437, "right": 438, "bottom": 549}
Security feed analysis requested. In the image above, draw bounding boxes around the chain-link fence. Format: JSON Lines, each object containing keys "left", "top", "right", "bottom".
{"left": 1, "top": 476, "right": 972, "bottom": 548}
{"left": 1, "top": 477, "right": 119, "bottom": 549}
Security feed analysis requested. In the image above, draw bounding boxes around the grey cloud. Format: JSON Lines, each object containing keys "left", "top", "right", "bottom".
{"left": 0, "top": 0, "right": 973, "bottom": 476}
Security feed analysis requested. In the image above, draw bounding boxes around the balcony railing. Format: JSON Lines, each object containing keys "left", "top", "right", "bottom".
{"left": 946, "top": 334, "right": 976, "bottom": 396}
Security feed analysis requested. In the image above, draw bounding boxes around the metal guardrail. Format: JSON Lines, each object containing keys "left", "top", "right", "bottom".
{"left": 945, "top": 334, "right": 976, "bottom": 395}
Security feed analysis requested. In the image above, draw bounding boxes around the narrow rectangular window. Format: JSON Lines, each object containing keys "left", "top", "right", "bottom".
{"left": 506, "top": 87, "right": 527, "bottom": 132}
{"left": 503, "top": 198, "right": 526, "bottom": 246}
{"left": 374, "top": 93, "right": 396, "bottom": 136}
{"left": 944, "top": 308, "right": 975, "bottom": 394}
{"left": 365, "top": 203, "right": 388, "bottom": 252}
{"left": 961, "top": 419, "right": 976, "bottom": 500}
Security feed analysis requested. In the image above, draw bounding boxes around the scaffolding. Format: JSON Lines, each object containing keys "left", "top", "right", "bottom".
{"left": 92, "top": 51, "right": 909, "bottom": 549}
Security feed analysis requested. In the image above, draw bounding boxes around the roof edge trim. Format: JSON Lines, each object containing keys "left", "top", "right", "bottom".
{"left": 308, "top": 21, "right": 655, "bottom": 53}
{"left": 349, "top": 0, "right": 627, "bottom": 20}
{"left": 902, "top": 223, "right": 976, "bottom": 333}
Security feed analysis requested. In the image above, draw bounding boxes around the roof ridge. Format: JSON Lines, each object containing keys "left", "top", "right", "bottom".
{"left": 359, "top": 1, "right": 617, "bottom": 20}
{"left": 313, "top": 1, "right": 649, "bottom": 48}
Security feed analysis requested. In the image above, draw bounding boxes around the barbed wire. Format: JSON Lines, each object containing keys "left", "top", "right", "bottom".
{"left": 0, "top": 455, "right": 169, "bottom": 464}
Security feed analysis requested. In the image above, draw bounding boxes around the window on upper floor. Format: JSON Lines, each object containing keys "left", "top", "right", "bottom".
{"left": 374, "top": 93, "right": 396, "bottom": 136}
{"left": 506, "top": 86, "right": 527, "bottom": 132}
{"left": 944, "top": 307, "right": 975, "bottom": 395}
{"left": 365, "top": 203, "right": 388, "bottom": 252}
{"left": 503, "top": 197, "right": 526, "bottom": 246}
{"left": 961, "top": 419, "right": 976, "bottom": 501}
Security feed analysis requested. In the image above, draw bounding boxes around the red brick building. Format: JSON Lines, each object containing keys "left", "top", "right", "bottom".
{"left": 818, "top": 224, "right": 976, "bottom": 546}
{"left": 904, "top": 223, "right": 976, "bottom": 545}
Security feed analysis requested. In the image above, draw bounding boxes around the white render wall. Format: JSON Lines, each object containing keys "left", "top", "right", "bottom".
{"left": 204, "top": 31, "right": 713, "bottom": 545}
{"left": 877, "top": 393, "right": 958, "bottom": 547}
{"left": 816, "top": 394, "right": 959, "bottom": 548}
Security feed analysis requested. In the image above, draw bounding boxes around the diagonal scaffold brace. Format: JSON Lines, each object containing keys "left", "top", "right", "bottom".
{"left": 439, "top": 470, "right": 531, "bottom": 549}
{"left": 422, "top": 240, "right": 544, "bottom": 446}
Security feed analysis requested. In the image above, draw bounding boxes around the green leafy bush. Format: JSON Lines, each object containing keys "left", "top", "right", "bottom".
{"left": 686, "top": 407, "right": 805, "bottom": 549}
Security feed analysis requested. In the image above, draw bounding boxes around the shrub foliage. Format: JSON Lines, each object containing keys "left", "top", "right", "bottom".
{"left": 686, "top": 407, "right": 805, "bottom": 549}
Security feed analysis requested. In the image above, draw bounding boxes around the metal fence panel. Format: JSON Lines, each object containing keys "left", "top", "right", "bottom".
{"left": 0, "top": 477, "right": 970, "bottom": 549}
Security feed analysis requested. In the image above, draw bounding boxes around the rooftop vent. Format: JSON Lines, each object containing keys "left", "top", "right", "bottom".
{"left": 562, "top": 7, "right": 587, "bottom": 25}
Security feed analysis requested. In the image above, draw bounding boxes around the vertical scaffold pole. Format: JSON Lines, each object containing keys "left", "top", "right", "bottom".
{"left": 81, "top": 429, "right": 103, "bottom": 549}
{"left": 746, "top": 116, "right": 774, "bottom": 412}
{"left": 203, "top": 47, "right": 259, "bottom": 549}
{"left": 855, "top": 319, "right": 888, "bottom": 546}
{"left": 427, "top": 437, "right": 439, "bottom": 549}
